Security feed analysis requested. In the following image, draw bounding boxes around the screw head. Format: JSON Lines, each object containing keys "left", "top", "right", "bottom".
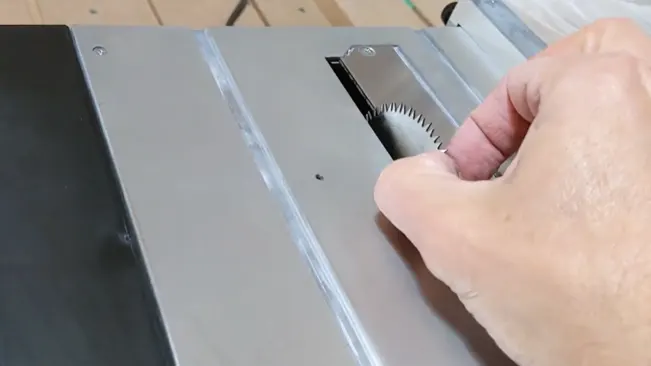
{"left": 92, "top": 46, "right": 106, "bottom": 56}
{"left": 357, "top": 46, "right": 376, "bottom": 56}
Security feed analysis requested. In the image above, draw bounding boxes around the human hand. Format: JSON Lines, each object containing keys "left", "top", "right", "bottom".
{"left": 374, "top": 19, "right": 651, "bottom": 366}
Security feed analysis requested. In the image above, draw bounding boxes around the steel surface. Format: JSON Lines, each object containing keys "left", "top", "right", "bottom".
{"left": 72, "top": 26, "right": 357, "bottom": 366}
{"left": 207, "top": 26, "right": 509, "bottom": 365}
{"left": 340, "top": 44, "right": 457, "bottom": 149}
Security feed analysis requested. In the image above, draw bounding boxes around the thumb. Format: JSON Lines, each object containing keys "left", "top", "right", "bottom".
{"left": 374, "top": 151, "right": 498, "bottom": 295}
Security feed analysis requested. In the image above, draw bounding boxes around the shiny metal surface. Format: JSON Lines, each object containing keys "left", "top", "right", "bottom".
{"left": 422, "top": 27, "right": 502, "bottom": 99}
{"left": 469, "top": 0, "right": 546, "bottom": 58}
{"left": 208, "top": 26, "right": 509, "bottom": 366}
{"left": 449, "top": 0, "right": 527, "bottom": 73}
{"left": 72, "top": 26, "right": 357, "bottom": 366}
{"left": 63, "top": 20, "right": 533, "bottom": 366}
{"left": 0, "top": 6, "right": 547, "bottom": 363}
{"left": 340, "top": 44, "right": 458, "bottom": 149}
{"left": 196, "top": 29, "right": 378, "bottom": 366}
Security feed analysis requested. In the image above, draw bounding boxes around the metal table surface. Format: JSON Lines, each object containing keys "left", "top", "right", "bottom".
{"left": 0, "top": 3, "right": 541, "bottom": 364}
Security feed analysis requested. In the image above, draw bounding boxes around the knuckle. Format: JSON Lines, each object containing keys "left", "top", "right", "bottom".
{"left": 580, "top": 18, "right": 647, "bottom": 55}
{"left": 586, "top": 17, "right": 643, "bottom": 44}
{"left": 589, "top": 17, "right": 639, "bottom": 33}
{"left": 561, "top": 54, "right": 646, "bottom": 101}
{"left": 593, "top": 54, "right": 644, "bottom": 91}
{"left": 596, "top": 53, "right": 641, "bottom": 77}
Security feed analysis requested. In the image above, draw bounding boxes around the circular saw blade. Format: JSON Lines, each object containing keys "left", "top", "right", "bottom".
{"left": 366, "top": 103, "right": 442, "bottom": 159}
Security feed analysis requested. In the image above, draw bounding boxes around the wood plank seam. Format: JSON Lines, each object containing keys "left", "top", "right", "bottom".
{"left": 36, "top": 0, "right": 160, "bottom": 25}
{"left": 411, "top": 5, "right": 434, "bottom": 26}
{"left": 254, "top": 0, "right": 330, "bottom": 26}
{"left": 312, "top": 0, "right": 352, "bottom": 26}
{"left": 145, "top": 0, "right": 164, "bottom": 25}
{"left": 311, "top": 0, "right": 425, "bottom": 27}
{"left": 412, "top": 0, "right": 452, "bottom": 26}
{"left": 248, "top": 0, "right": 270, "bottom": 26}
{"left": 149, "top": 0, "right": 266, "bottom": 27}
{"left": 27, "top": 0, "right": 43, "bottom": 23}
{"left": 16, "top": 0, "right": 450, "bottom": 28}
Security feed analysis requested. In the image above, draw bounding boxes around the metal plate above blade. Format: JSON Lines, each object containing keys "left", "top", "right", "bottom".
{"left": 340, "top": 44, "right": 459, "bottom": 150}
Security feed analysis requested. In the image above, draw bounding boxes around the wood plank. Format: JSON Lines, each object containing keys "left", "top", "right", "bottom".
{"left": 151, "top": 0, "right": 265, "bottom": 27}
{"left": 253, "top": 0, "right": 330, "bottom": 26}
{"left": 411, "top": 0, "right": 454, "bottom": 26}
{"left": 0, "top": 0, "right": 39, "bottom": 24}
{"left": 37, "top": 0, "right": 159, "bottom": 25}
{"left": 312, "top": 0, "right": 352, "bottom": 26}
{"left": 313, "top": 0, "right": 425, "bottom": 27}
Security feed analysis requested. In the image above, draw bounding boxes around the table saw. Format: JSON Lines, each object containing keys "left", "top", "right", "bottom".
{"left": 0, "top": 1, "right": 551, "bottom": 365}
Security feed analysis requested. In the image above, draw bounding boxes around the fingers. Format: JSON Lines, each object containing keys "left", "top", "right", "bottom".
{"left": 374, "top": 57, "right": 569, "bottom": 292}
{"left": 375, "top": 151, "right": 463, "bottom": 240}
{"left": 445, "top": 56, "right": 558, "bottom": 180}
{"left": 374, "top": 151, "right": 496, "bottom": 293}
{"left": 445, "top": 77, "right": 529, "bottom": 180}
{"left": 447, "top": 18, "right": 651, "bottom": 180}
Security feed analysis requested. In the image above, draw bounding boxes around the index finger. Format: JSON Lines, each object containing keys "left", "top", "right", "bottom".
{"left": 445, "top": 18, "right": 651, "bottom": 180}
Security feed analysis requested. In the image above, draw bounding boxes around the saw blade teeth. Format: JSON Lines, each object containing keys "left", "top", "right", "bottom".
{"left": 369, "top": 102, "right": 445, "bottom": 153}
{"left": 365, "top": 107, "right": 381, "bottom": 121}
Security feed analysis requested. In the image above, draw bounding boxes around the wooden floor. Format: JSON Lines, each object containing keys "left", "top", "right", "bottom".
{"left": 2, "top": 0, "right": 452, "bottom": 27}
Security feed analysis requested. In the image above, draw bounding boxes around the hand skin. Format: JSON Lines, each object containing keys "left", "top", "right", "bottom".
{"left": 374, "top": 19, "right": 651, "bottom": 366}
